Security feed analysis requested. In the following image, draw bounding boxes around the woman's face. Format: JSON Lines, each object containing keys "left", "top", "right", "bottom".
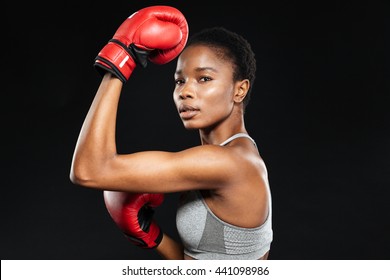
{"left": 173, "top": 45, "right": 237, "bottom": 130}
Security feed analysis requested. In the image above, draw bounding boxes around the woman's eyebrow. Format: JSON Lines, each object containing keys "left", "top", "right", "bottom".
{"left": 175, "top": 67, "right": 218, "bottom": 75}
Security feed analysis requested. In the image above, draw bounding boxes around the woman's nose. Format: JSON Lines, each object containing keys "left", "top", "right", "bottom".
{"left": 178, "top": 86, "right": 195, "bottom": 99}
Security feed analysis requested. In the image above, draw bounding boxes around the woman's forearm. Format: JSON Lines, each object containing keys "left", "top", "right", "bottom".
{"left": 156, "top": 233, "right": 184, "bottom": 260}
{"left": 70, "top": 73, "right": 122, "bottom": 184}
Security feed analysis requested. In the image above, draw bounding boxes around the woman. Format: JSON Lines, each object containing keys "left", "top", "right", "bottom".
{"left": 70, "top": 5, "right": 273, "bottom": 260}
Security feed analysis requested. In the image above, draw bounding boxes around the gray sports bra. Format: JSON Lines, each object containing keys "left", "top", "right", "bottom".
{"left": 176, "top": 133, "right": 273, "bottom": 260}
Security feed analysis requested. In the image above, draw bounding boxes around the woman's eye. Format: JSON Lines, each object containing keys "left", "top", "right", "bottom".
{"left": 200, "top": 77, "right": 212, "bottom": 82}
{"left": 175, "top": 79, "right": 184, "bottom": 85}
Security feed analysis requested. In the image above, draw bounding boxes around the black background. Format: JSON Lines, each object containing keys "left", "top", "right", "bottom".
{"left": 2, "top": 0, "right": 389, "bottom": 260}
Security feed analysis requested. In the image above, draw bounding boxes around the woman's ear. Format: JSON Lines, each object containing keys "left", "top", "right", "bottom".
{"left": 233, "top": 79, "right": 250, "bottom": 103}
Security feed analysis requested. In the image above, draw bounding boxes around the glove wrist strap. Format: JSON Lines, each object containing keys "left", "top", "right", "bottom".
{"left": 109, "top": 39, "right": 150, "bottom": 68}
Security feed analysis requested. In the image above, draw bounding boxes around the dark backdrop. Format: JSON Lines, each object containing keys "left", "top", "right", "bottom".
{"left": 2, "top": 0, "right": 389, "bottom": 260}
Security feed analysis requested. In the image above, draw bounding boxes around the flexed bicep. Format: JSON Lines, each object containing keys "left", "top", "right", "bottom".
{"left": 79, "top": 145, "right": 237, "bottom": 193}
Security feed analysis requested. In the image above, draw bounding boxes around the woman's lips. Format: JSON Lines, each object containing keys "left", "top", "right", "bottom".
{"left": 179, "top": 104, "right": 199, "bottom": 119}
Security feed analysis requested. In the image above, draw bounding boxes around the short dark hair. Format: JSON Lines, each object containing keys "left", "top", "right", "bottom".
{"left": 186, "top": 27, "right": 256, "bottom": 108}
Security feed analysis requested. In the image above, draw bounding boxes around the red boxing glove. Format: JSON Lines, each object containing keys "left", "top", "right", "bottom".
{"left": 103, "top": 191, "right": 164, "bottom": 249}
{"left": 94, "top": 5, "right": 189, "bottom": 83}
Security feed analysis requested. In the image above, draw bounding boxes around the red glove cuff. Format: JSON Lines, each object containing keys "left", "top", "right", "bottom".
{"left": 94, "top": 41, "right": 137, "bottom": 83}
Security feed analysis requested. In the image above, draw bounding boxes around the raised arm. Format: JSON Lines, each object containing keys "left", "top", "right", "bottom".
{"left": 70, "top": 6, "right": 189, "bottom": 192}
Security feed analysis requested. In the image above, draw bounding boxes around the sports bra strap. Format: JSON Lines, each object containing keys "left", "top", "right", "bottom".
{"left": 219, "top": 133, "right": 257, "bottom": 147}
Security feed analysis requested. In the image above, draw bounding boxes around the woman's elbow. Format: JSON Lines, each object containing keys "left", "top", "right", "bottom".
{"left": 69, "top": 161, "right": 97, "bottom": 188}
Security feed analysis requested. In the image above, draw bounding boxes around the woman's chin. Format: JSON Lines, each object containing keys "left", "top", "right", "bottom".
{"left": 183, "top": 124, "right": 198, "bottom": 130}
{"left": 182, "top": 121, "right": 202, "bottom": 130}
